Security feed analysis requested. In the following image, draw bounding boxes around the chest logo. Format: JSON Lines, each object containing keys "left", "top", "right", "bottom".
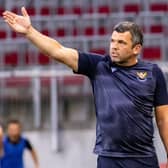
{"left": 136, "top": 71, "right": 147, "bottom": 80}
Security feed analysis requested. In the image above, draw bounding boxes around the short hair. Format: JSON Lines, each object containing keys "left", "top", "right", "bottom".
{"left": 7, "top": 119, "right": 21, "bottom": 126}
{"left": 113, "top": 21, "right": 143, "bottom": 47}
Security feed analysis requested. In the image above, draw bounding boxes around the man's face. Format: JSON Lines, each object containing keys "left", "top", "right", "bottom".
{"left": 7, "top": 123, "right": 21, "bottom": 142}
{"left": 109, "top": 31, "right": 141, "bottom": 66}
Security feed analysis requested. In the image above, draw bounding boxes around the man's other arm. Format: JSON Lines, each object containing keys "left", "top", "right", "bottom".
{"left": 155, "top": 105, "right": 168, "bottom": 167}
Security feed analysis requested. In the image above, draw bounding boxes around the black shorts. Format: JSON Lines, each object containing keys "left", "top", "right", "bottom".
{"left": 97, "top": 155, "right": 159, "bottom": 168}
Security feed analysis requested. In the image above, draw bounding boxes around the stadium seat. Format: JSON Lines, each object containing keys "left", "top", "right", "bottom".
{"left": 5, "top": 77, "right": 31, "bottom": 87}
{"left": 150, "top": 3, "right": 168, "bottom": 12}
{"left": 41, "top": 29, "right": 50, "bottom": 36}
{"left": 150, "top": 24, "right": 164, "bottom": 33}
{"left": 11, "top": 7, "right": 19, "bottom": 14}
{"left": 98, "top": 26, "right": 107, "bottom": 36}
{"left": 55, "top": 27, "right": 66, "bottom": 37}
{"left": 98, "top": 5, "right": 111, "bottom": 14}
{"left": 59, "top": 76, "right": 86, "bottom": 97}
{"left": 38, "top": 52, "right": 50, "bottom": 65}
{"left": 11, "top": 31, "right": 24, "bottom": 38}
{"left": 0, "top": 29, "right": 7, "bottom": 39}
{"left": 84, "top": 26, "right": 94, "bottom": 36}
{"left": 25, "top": 50, "right": 37, "bottom": 65}
{"left": 40, "top": 6, "right": 50, "bottom": 15}
{"left": 142, "top": 47, "right": 161, "bottom": 60}
{"left": 4, "top": 51, "right": 18, "bottom": 66}
{"left": 90, "top": 48, "right": 106, "bottom": 55}
{"left": 26, "top": 7, "right": 36, "bottom": 16}
{"left": 124, "top": 3, "right": 140, "bottom": 13}
{"left": 0, "top": 7, "right": 4, "bottom": 15}
{"left": 72, "top": 6, "right": 82, "bottom": 15}
{"left": 62, "top": 76, "right": 84, "bottom": 85}
{"left": 56, "top": 6, "right": 67, "bottom": 15}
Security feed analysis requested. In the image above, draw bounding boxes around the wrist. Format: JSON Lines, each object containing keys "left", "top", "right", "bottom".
{"left": 25, "top": 25, "right": 33, "bottom": 37}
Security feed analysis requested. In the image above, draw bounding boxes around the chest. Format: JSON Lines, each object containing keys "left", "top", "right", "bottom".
{"left": 4, "top": 140, "right": 25, "bottom": 156}
{"left": 94, "top": 63, "right": 156, "bottom": 99}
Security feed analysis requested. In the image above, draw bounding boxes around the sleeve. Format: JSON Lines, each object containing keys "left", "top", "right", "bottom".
{"left": 153, "top": 64, "right": 168, "bottom": 107}
{"left": 74, "top": 51, "right": 103, "bottom": 79}
{"left": 25, "top": 139, "right": 33, "bottom": 151}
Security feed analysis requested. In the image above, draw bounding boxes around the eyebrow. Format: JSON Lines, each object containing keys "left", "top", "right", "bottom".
{"left": 111, "top": 38, "right": 128, "bottom": 44}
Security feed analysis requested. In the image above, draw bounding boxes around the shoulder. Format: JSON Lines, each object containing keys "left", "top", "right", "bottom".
{"left": 21, "top": 136, "right": 30, "bottom": 143}
{"left": 137, "top": 60, "right": 162, "bottom": 73}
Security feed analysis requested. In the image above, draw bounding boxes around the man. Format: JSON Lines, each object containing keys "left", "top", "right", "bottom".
{"left": 3, "top": 7, "right": 168, "bottom": 168}
{"left": 1, "top": 120, "right": 39, "bottom": 168}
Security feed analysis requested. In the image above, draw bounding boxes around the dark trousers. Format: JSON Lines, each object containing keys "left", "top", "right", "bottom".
{"left": 97, "top": 155, "right": 160, "bottom": 168}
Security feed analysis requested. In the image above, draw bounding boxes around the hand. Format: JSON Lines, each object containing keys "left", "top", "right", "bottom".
{"left": 3, "top": 6, "right": 31, "bottom": 35}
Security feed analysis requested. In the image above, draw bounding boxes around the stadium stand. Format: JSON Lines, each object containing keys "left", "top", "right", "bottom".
{"left": 0, "top": 1, "right": 168, "bottom": 167}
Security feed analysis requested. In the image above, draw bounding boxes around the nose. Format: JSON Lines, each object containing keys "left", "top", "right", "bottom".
{"left": 111, "top": 41, "right": 118, "bottom": 50}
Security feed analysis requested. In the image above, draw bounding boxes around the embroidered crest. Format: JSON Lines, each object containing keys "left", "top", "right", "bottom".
{"left": 136, "top": 71, "right": 147, "bottom": 80}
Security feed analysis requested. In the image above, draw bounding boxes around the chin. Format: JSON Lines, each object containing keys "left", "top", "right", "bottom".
{"left": 111, "top": 58, "right": 120, "bottom": 63}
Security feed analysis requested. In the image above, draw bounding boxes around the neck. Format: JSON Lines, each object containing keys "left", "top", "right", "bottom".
{"left": 115, "top": 58, "right": 138, "bottom": 67}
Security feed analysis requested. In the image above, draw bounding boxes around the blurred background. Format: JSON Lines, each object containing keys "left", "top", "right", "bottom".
{"left": 0, "top": 0, "right": 168, "bottom": 167}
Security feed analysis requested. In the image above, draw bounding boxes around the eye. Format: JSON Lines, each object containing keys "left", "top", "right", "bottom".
{"left": 118, "top": 40, "right": 127, "bottom": 45}
{"left": 110, "top": 39, "right": 114, "bottom": 43}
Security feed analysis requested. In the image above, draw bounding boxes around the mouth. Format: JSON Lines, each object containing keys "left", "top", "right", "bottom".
{"left": 111, "top": 53, "right": 119, "bottom": 58}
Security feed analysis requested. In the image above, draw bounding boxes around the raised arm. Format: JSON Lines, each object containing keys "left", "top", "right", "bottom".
{"left": 3, "top": 7, "right": 79, "bottom": 71}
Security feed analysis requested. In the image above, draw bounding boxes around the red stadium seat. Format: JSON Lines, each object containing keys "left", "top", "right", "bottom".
{"left": 150, "top": 3, "right": 168, "bottom": 12}
{"left": 62, "top": 76, "right": 84, "bottom": 85}
{"left": 124, "top": 3, "right": 140, "bottom": 13}
{"left": 40, "top": 6, "right": 50, "bottom": 15}
{"left": 11, "top": 7, "right": 19, "bottom": 14}
{"left": 59, "top": 76, "right": 86, "bottom": 97}
{"left": 11, "top": 31, "right": 24, "bottom": 38}
{"left": 41, "top": 29, "right": 50, "bottom": 36}
{"left": 90, "top": 48, "right": 106, "bottom": 55}
{"left": 38, "top": 53, "right": 50, "bottom": 65}
{"left": 72, "top": 6, "right": 82, "bottom": 15}
{"left": 11, "top": 31, "right": 18, "bottom": 38}
{"left": 0, "top": 7, "right": 5, "bottom": 15}
{"left": 56, "top": 28, "right": 65, "bottom": 37}
{"left": 5, "top": 77, "right": 31, "bottom": 87}
{"left": 0, "top": 30, "right": 7, "bottom": 39}
{"left": 56, "top": 7, "right": 66, "bottom": 15}
{"left": 26, "top": 7, "right": 36, "bottom": 16}
{"left": 142, "top": 47, "right": 161, "bottom": 60}
{"left": 84, "top": 26, "right": 94, "bottom": 36}
{"left": 4, "top": 51, "right": 18, "bottom": 66}
{"left": 98, "top": 5, "right": 111, "bottom": 14}
{"left": 98, "top": 26, "right": 107, "bottom": 36}
{"left": 25, "top": 50, "right": 37, "bottom": 65}
{"left": 150, "top": 25, "right": 164, "bottom": 33}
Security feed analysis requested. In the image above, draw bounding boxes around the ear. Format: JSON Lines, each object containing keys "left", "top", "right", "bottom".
{"left": 133, "top": 44, "right": 142, "bottom": 55}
